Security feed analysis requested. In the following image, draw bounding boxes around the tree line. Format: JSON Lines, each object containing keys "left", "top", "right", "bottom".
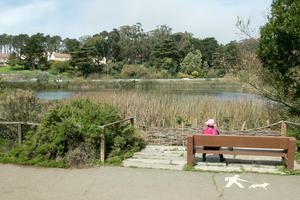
{"left": 0, "top": 23, "right": 255, "bottom": 78}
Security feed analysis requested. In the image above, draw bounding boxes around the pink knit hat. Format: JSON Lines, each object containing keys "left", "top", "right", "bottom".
{"left": 205, "top": 119, "right": 216, "bottom": 126}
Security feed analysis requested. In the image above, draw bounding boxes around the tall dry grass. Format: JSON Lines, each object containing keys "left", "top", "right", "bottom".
{"left": 72, "top": 90, "right": 281, "bottom": 130}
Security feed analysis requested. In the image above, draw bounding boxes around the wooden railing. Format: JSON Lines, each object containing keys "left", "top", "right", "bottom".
{"left": 0, "top": 117, "right": 135, "bottom": 163}
{"left": 241, "top": 120, "right": 300, "bottom": 136}
{"left": 98, "top": 117, "right": 134, "bottom": 162}
{"left": 1, "top": 118, "right": 298, "bottom": 161}
{"left": 0, "top": 121, "right": 40, "bottom": 145}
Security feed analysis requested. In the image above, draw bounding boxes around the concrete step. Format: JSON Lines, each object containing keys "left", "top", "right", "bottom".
{"left": 133, "top": 151, "right": 186, "bottom": 158}
{"left": 143, "top": 146, "right": 186, "bottom": 151}
{"left": 132, "top": 154, "right": 186, "bottom": 161}
{"left": 123, "top": 160, "right": 184, "bottom": 170}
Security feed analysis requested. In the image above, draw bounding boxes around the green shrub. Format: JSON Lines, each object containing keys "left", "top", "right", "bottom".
{"left": 287, "top": 129, "right": 300, "bottom": 149}
{"left": 191, "top": 71, "right": 199, "bottom": 78}
{"left": 3, "top": 99, "right": 145, "bottom": 167}
{"left": 0, "top": 89, "right": 42, "bottom": 122}
{"left": 49, "top": 61, "right": 71, "bottom": 74}
{"left": 121, "top": 64, "right": 149, "bottom": 78}
{"left": 177, "top": 72, "right": 189, "bottom": 78}
{"left": 37, "top": 71, "right": 50, "bottom": 83}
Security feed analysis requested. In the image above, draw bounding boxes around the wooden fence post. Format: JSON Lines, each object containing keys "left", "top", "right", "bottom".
{"left": 17, "top": 123, "right": 22, "bottom": 145}
{"left": 130, "top": 117, "right": 134, "bottom": 127}
{"left": 100, "top": 128, "right": 105, "bottom": 163}
{"left": 187, "top": 135, "right": 194, "bottom": 166}
{"left": 281, "top": 121, "right": 287, "bottom": 136}
{"left": 241, "top": 121, "right": 246, "bottom": 131}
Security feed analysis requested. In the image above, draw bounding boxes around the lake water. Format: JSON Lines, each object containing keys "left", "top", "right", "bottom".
{"left": 36, "top": 79, "right": 265, "bottom": 102}
{"left": 37, "top": 91, "right": 74, "bottom": 100}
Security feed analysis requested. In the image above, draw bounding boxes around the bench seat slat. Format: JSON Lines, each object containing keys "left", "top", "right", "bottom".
{"left": 193, "top": 135, "right": 290, "bottom": 149}
{"left": 194, "top": 147, "right": 286, "bottom": 157}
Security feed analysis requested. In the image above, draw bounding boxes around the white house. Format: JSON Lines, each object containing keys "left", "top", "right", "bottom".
{"left": 100, "top": 57, "right": 106, "bottom": 64}
{"left": 48, "top": 52, "right": 71, "bottom": 61}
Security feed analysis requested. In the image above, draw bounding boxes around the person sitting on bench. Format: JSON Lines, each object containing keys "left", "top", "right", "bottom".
{"left": 202, "top": 119, "right": 226, "bottom": 162}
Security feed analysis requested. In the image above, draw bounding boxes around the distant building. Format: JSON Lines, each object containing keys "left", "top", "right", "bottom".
{"left": 0, "top": 53, "right": 9, "bottom": 65}
{"left": 99, "top": 57, "right": 107, "bottom": 64}
{"left": 48, "top": 52, "right": 71, "bottom": 61}
{"left": 92, "top": 57, "right": 107, "bottom": 65}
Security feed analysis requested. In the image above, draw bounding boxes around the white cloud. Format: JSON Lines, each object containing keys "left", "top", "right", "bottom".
{"left": 0, "top": 1, "right": 57, "bottom": 34}
{"left": 0, "top": 0, "right": 272, "bottom": 43}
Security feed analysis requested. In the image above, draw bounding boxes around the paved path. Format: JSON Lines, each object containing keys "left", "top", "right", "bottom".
{"left": 1, "top": 164, "right": 300, "bottom": 200}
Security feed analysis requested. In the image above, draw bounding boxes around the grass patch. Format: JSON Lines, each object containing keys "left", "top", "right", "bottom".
{"left": 0, "top": 139, "right": 16, "bottom": 154}
{"left": 183, "top": 164, "right": 196, "bottom": 171}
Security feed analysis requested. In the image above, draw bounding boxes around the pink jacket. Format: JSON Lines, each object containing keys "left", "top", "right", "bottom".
{"left": 202, "top": 127, "right": 219, "bottom": 135}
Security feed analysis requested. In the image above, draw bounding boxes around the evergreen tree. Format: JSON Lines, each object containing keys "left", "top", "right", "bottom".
{"left": 257, "top": 0, "right": 300, "bottom": 115}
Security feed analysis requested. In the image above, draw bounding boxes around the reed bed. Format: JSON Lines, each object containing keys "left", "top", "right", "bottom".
{"left": 72, "top": 90, "right": 281, "bottom": 130}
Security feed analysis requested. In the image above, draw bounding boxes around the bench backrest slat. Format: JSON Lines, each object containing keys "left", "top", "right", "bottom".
{"left": 193, "top": 135, "right": 290, "bottom": 149}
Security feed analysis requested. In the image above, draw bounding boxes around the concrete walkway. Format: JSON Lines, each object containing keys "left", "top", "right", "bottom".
{"left": 1, "top": 164, "right": 300, "bottom": 200}
{"left": 123, "top": 145, "right": 300, "bottom": 174}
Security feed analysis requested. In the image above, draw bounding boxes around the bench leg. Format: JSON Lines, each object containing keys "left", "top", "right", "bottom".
{"left": 286, "top": 138, "right": 296, "bottom": 170}
{"left": 187, "top": 135, "right": 194, "bottom": 166}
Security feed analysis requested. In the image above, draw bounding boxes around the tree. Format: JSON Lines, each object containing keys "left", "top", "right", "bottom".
{"left": 257, "top": 0, "right": 300, "bottom": 115}
{"left": 180, "top": 50, "right": 207, "bottom": 76}
{"left": 20, "top": 33, "right": 48, "bottom": 70}
{"left": 172, "top": 32, "right": 194, "bottom": 61}
{"left": 46, "top": 35, "right": 62, "bottom": 55}
{"left": 107, "top": 29, "right": 121, "bottom": 61}
{"left": 63, "top": 38, "right": 80, "bottom": 53}
{"left": 196, "top": 37, "right": 219, "bottom": 67}
{"left": 70, "top": 44, "right": 104, "bottom": 77}
{"left": 118, "top": 23, "right": 149, "bottom": 64}
{"left": 150, "top": 37, "right": 180, "bottom": 74}
{"left": 212, "top": 41, "right": 238, "bottom": 76}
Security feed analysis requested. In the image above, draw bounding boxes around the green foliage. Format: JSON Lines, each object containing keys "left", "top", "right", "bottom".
{"left": 121, "top": 64, "right": 149, "bottom": 78}
{"left": 287, "top": 129, "right": 300, "bottom": 148}
{"left": 0, "top": 138, "right": 16, "bottom": 154}
{"left": 2, "top": 99, "right": 145, "bottom": 167}
{"left": 191, "top": 71, "right": 199, "bottom": 78}
{"left": 150, "top": 37, "right": 180, "bottom": 74}
{"left": 196, "top": 37, "right": 219, "bottom": 67}
{"left": 6, "top": 52, "right": 21, "bottom": 66}
{"left": 37, "top": 71, "right": 50, "bottom": 83}
{"left": 0, "top": 23, "right": 240, "bottom": 79}
{"left": 257, "top": 0, "right": 300, "bottom": 115}
{"left": 183, "top": 164, "right": 196, "bottom": 171}
{"left": 49, "top": 61, "right": 71, "bottom": 74}
{"left": 63, "top": 38, "right": 81, "bottom": 53}
{"left": 20, "top": 33, "right": 49, "bottom": 70}
{"left": 103, "top": 62, "right": 123, "bottom": 77}
{"left": 212, "top": 41, "right": 238, "bottom": 76}
{"left": 177, "top": 72, "right": 190, "bottom": 79}
{"left": 0, "top": 89, "right": 42, "bottom": 122}
{"left": 180, "top": 50, "right": 207, "bottom": 77}
{"left": 70, "top": 44, "right": 104, "bottom": 77}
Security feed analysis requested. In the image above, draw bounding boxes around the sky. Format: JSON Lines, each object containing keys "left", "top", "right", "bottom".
{"left": 0, "top": 0, "right": 273, "bottom": 44}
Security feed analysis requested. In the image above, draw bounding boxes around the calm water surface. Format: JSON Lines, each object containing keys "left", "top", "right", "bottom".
{"left": 36, "top": 79, "right": 266, "bottom": 102}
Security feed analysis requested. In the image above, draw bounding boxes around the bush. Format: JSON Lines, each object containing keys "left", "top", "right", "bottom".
{"left": 49, "top": 61, "right": 71, "bottom": 74}
{"left": 287, "top": 129, "right": 300, "bottom": 149}
{"left": 37, "top": 71, "right": 50, "bottom": 83}
{"left": 121, "top": 64, "right": 149, "bottom": 78}
{"left": 0, "top": 89, "right": 42, "bottom": 122}
{"left": 2, "top": 99, "right": 145, "bottom": 167}
{"left": 177, "top": 72, "right": 190, "bottom": 79}
{"left": 191, "top": 71, "right": 199, "bottom": 78}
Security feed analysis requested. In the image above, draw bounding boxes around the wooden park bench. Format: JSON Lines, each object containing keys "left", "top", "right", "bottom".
{"left": 187, "top": 135, "right": 297, "bottom": 170}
